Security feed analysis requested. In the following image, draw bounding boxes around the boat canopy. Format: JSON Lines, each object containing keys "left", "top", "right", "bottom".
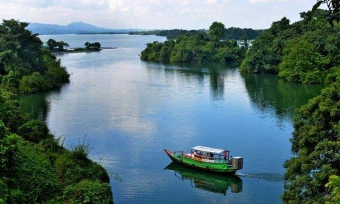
{"left": 191, "top": 146, "right": 227, "bottom": 155}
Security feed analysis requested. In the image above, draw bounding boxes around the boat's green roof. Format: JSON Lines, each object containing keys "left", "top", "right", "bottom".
{"left": 192, "top": 146, "right": 226, "bottom": 154}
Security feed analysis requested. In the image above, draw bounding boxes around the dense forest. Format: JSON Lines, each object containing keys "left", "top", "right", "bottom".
{"left": 129, "top": 27, "right": 262, "bottom": 40}
{"left": 0, "top": 20, "right": 70, "bottom": 94}
{"left": 240, "top": 9, "right": 340, "bottom": 84}
{"left": 140, "top": 22, "right": 249, "bottom": 63}
{"left": 0, "top": 19, "right": 114, "bottom": 203}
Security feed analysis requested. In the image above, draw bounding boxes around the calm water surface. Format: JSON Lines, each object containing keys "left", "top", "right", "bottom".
{"left": 20, "top": 34, "right": 325, "bottom": 204}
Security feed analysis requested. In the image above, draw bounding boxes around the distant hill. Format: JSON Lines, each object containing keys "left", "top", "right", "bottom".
{"left": 27, "top": 21, "right": 143, "bottom": 35}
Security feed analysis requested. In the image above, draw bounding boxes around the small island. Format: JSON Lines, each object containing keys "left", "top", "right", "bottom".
{"left": 46, "top": 39, "right": 116, "bottom": 53}
{"left": 140, "top": 22, "right": 249, "bottom": 64}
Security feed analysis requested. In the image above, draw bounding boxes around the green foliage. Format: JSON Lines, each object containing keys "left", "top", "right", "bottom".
{"left": 63, "top": 179, "right": 113, "bottom": 204}
{"left": 279, "top": 38, "right": 329, "bottom": 83}
{"left": 282, "top": 79, "right": 340, "bottom": 203}
{"left": 241, "top": 9, "right": 340, "bottom": 84}
{"left": 313, "top": 0, "right": 340, "bottom": 27}
{"left": 141, "top": 22, "right": 245, "bottom": 64}
{"left": 85, "top": 42, "right": 101, "bottom": 50}
{"left": 19, "top": 72, "right": 53, "bottom": 93}
{"left": 0, "top": 89, "right": 25, "bottom": 133}
{"left": 225, "top": 27, "right": 263, "bottom": 40}
{"left": 0, "top": 121, "right": 6, "bottom": 140}
{"left": 240, "top": 17, "right": 295, "bottom": 74}
{"left": 0, "top": 19, "right": 70, "bottom": 93}
{"left": 54, "top": 149, "right": 110, "bottom": 187}
{"left": 209, "top": 22, "right": 226, "bottom": 42}
{"left": 0, "top": 87, "right": 113, "bottom": 203}
{"left": 0, "top": 134, "right": 62, "bottom": 203}
{"left": 18, "top": 119, "right": 52, "bottom": 143}
{"left": 326, "top": 175, "right": 340, "bottom": 203}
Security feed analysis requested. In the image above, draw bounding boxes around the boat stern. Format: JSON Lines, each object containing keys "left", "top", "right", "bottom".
{"left": 231, "top": 157, "right": 243, "bottom": 170}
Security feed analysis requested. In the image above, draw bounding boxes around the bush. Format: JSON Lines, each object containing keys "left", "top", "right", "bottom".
{"left": 64, "top": 180, "right": 113, "bottom": 204}
{"left": 18, "top": 119, "right": 52, "bottom": 143}
{"left": 1, "top": 134, "right": 62, "bottom": 203}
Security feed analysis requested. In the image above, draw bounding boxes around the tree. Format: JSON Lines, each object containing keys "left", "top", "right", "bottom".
{"left": 85, "top": 42, "right": 90, "bottom": 49}
{"left": 47, "top": 39, "right": 57, "bottom": 51}
{"left": 278, "top": 37, "right": 329, "bottom": 83}
{"left": 313, "top": 0, "right": 340, "bottom": 26}
{"left": 209, "top": 22, "right": 226, "bottom": 43}
{"left": 282, "top": 79, "right": 340, "bottom": 203}
{"left": 326, "top": 175, "right": 340, "bottom": 203}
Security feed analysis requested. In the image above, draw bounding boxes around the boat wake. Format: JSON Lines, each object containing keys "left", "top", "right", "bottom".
{"left": 236, "top": 172, "right": 284, "bottom": 182}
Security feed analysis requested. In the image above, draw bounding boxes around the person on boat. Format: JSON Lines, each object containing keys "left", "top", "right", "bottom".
{"left": 209, "top": 152, "right": 213, "bottom": 159}
{"left": 224, "top": 150, "right": 227, "bottom": 160}
{"left": 194, "top": 151, "right": 201, "bottom": 158}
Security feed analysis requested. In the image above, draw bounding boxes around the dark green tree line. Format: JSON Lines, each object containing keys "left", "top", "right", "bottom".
{"left": 140, "top": 22, "right": 246, "bottom": 63}
{"left": 241, "top": 10, "right": 340, "bottom": 84}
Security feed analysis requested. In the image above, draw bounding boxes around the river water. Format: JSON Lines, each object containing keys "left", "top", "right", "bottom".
{"left": 20, "top": 34, "right": 325, "bottom": 204}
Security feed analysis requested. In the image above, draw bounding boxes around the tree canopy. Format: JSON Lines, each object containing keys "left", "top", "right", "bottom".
{"left": 209, "top": 21, "right": 226, "bottom": 42}
{"left": 140, "top": 22, "right": 247, "bottom": 64}
{"left": 0, "top": 19, "right": 69, "bottom": 93}
{"left": 240, "top": 10, "right": 340, "bottom": 84}
{"left": 282, "top": 79, "right": 340, "bottom": 203}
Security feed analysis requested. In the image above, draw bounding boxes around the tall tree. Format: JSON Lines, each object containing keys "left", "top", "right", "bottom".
{"left": 209, "top": 22, "right": 226, "bottom": 43}
{"left": 313, "top": 0, "right": 340, "bottom": 26}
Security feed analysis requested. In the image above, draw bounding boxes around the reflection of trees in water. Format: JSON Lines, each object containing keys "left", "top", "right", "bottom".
{"left": 145, "top": 62, "right": 233, "bottom": 100}
{"left": 209, "top": 68, "right": 224, "bottom": 100}
{"left": 18, "top": 88, "right": 64, "bottom": 121}
{"left": 240, "top": 72, "right": 326, "bottom": 120}
{"left": 18, "top": 92, "right": 49, "bottom": 120}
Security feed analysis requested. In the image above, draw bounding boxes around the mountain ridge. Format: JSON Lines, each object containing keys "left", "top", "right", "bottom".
{"left": 27, "top": 21, "right": 144, "bottom": 35}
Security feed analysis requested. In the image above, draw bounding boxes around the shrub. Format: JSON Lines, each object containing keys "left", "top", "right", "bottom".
{"left": 18, "top": 119, "right": 52, "bottom": 143}
{"left": 64, "top": 180, "right": 113, "bottom": 204}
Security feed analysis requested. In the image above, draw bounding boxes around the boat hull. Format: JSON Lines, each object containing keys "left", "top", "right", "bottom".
{"left": 164, "top": 149, "right": 238, "bottom": 174}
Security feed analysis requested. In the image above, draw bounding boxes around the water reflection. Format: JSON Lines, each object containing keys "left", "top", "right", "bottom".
{"left": 240, "top": 72, "right": 326, "bottom": 120}
{"left": 145, "top": 62, "right": 234, "bottom": 100}
{"left": 17, "top": 92, "right": 50, "bottom": 120}
{"left": 165, "top": 162, "right": 243, "bottom": 196}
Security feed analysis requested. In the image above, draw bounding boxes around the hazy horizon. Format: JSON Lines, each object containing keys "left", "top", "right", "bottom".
{"left": 1, "top": 0, "right": 321, "bottom": 30}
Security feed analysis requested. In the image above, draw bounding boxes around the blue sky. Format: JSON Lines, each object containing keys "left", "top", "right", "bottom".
{"left": 0, "top": 0, "right": 318, "bottom": 29}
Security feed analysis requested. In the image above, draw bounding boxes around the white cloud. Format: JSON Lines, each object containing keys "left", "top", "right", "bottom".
{"left": 0, "top": 0, "right": 316, "bottom": 29}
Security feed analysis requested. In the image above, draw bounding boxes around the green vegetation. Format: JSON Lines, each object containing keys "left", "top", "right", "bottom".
{"left": 130, "top": 27, "right": 262, "bottom": 40}
{"left": 0, "top": 19, "right": 70, "bottom": 94}
{"left": 225, "top": 27, "right": 263, "bottom": 40}
{"left": 85, "top": 42, "right": 101, "bottom": 50}
{"left": 47, "top": 39, "right": 70, "bottom": 51}
{"left": 326, "top": 175, "right": 340, "bottom": 203}
{"left": 140, "top": 22, "right": 247, "bottom": 63}
{"left": 0, "top": 19, "right": 113, "bottom": 203}
{"left": 47, "top": 39, "right": 102, "bottom": 53}
{"left": 282, "top": 79, "right": 340, "bottom": 203}
{"left": 277, "top": 1, "right": 340, "bottom": 203}
{"left": 0, "top": 89, "right": 113, "bottom": 203}
{"left": 240, "top": 9, "right": 340, "bottom": 84}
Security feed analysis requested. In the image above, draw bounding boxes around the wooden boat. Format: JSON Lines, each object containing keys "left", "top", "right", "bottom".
{"left": 165, "top": 162, "right": 243, "bottom": 195}
{"left": 164, "top": 146, "right": 243, "bottom": 174}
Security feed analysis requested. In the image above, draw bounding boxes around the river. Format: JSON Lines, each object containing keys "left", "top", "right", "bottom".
{"left": 19, "top": 34, "right": 325, "bottom": 204}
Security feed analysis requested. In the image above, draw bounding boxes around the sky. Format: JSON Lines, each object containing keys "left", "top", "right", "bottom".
{"left": 0, "top": 0, "right": 319, "bottom": 30}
